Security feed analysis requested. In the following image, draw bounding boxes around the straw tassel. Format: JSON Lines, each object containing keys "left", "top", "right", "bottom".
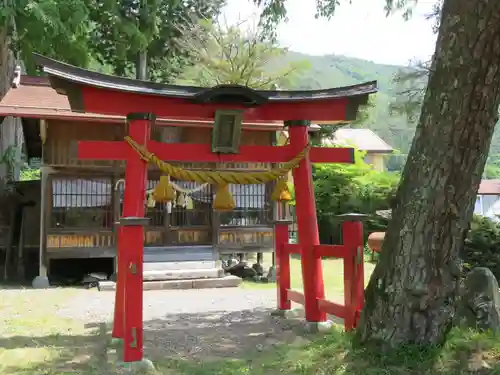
{"left": 147, "top": 193, "right": 156, "bottom": 208}
{"left": 271, "top": 178, "right": 292, "bottom": 202}
{"left": 185, "top": 195, "right": 194, "bottom": 210}
{"left": 153, "top": 175, "right": 175, "bottom": 202}
{"left": 177, "top": 192, "right": 186, "bottom": 208}
{"left": 213, "top": 184, "right": 235, "bottom": 211}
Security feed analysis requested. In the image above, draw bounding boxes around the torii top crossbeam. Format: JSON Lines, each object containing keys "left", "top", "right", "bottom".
{"left": 33, "top": 54, "right": 377, "bottom": 123}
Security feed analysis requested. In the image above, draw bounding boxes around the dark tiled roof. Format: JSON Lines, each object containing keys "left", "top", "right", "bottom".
{"left": 0, "top": 77, "right": 283, "bottom": 130}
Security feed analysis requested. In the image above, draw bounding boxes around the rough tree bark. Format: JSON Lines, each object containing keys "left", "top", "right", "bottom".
{"left": 357, "top": 0, "right": 500, "bottom": 347}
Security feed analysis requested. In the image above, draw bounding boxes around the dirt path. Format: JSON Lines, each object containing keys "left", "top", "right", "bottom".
{"left": 1, "top": 286, "right": 348, "bottom": 374}
{"left": 57, "top": 288, "right": 306, "bottom": 361}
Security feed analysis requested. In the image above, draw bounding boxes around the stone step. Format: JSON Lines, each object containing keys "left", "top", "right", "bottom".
{"left": 98, "top": 275, "right": 241, "bottom": 291}
{"left": 143, "top": 260, "right": 217, "bottom": 272}
{"left": 143, "top": 267, "right": 222, "bottom": 281}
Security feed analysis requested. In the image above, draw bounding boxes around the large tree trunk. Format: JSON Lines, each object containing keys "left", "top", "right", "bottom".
{"left": 357, "top": 0, "right": 500, "bottom": 347}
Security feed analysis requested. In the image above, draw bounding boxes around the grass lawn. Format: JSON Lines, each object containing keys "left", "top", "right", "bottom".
{"left": 1, "top": 286, "right": 500, "bottom": 374}
{"left": 158, "top": 328, "right": 500, "bottom": 375}
{"left": 0, "top": 288, "right": 110, "bottom": 375}
{"left": 241, "top": 256, "right": 376, "bottom": 300}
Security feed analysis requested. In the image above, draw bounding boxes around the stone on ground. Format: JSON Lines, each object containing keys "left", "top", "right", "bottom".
{"left": 456, "top": 267, "right": 500, "bottom": 332}
{"left": 267, "top": 266, "right": 276, "bottom": 282}
{"left": 252, "top": 262, "right": 265, "bottom": 276}
{"left": 117, "top": 358, "right": 155, "bottom": 374}
{"left": 225, "top": 262, "right": 257, "bottom": 279}
{"left": 32, "top": 275, "right": 50, "bottom": 289}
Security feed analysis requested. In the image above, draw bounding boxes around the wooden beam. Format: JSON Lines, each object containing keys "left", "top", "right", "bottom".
{"left": 287, "top": 289, "right": 305, "bottom": 305}
{"left": 83, "top": 86, "right": 353, "bottom": 122}
{"left": 314, "top": 245, "right": 346, "bottom": 258}
{"left": 317, "top": 299, "right": 346, "bottom": 317}
{"left": 78, "top": 140, "right": 355, "bottom": 164}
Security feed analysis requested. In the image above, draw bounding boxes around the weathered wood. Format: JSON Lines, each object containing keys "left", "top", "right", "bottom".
{"left": 3, "top": 212, "right": 15, "bottom": 280}
{"left": 47, "top": 247, "right": 116, "bottom": 259}
{"left": 45, "top": 120, "right": 125, "bottom": 167}
{"left": 16, "top": 208, "right": 26, "bottom": 281}
{"left": 218, "top": 227, "right": 273, "bottom": 250}
{"left": 358, "top": 0, "right": 500, "bottom": 347}
{"left": 46, "top": 232, "right": 114, "bottom": 249}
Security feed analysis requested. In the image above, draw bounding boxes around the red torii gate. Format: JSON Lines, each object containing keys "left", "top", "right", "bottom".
{"left": 35, "top": 54, "right": 377, "bottom": 364}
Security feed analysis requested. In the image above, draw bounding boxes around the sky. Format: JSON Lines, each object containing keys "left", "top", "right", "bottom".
{"left": 222, "top": 0, "right": 438, "bottom": 66}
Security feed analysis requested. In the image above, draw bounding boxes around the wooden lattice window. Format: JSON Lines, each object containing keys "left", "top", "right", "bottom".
{"left": 51, "top": 177, "right": 113, "bottom": 229}
{"left": 219, "top": 183, "right": 272, "bottom": 227}
{"left": 116, "top": 179, "right": 213, "bottom": 228}
{"left": 169, "top": 180, "right": 213, "bottom": 227}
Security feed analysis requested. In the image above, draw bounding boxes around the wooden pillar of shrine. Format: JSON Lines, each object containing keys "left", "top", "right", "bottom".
{"left": 113, "top": 113, "right": 153, "bottom": 362}
{"left": 287, "top": 121, "right": 326, "bottom": 323}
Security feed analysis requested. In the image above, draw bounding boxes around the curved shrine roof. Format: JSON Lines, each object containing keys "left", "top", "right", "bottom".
{"left": 34, "top": 54, "right": 377, "bottom": 104}
{"left": 31, "top": 54, "right": 379, "bottom": 123}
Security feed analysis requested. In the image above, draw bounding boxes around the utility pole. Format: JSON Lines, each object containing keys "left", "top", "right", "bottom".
{"left": 136, "top": 0, "right": 148, "bottom": 80}
{"left": 136, "top": 51, "right": 148, "bottom": 80}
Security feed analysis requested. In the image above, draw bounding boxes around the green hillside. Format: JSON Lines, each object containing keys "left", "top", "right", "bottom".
{"left": 280, "top": 51, "right": 415, "bottom": 155}
{"left": 286, "top": 51, "right": 500, "bottom": 176}
{"left": 283, "top": 51, "right": 402, "bottom": 91}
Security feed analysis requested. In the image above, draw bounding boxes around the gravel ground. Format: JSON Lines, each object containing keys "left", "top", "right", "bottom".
{"left": 56, "top": 288, "right": 308, "bottom": 361}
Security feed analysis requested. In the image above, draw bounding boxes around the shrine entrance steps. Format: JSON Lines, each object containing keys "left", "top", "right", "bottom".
{"left": 98, "top": 245, "right": 241, "bottom": 291}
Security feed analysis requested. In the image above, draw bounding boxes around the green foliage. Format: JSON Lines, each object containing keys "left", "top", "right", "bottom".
{"left": 6, "top": 0, "right": 224, "bottom": 80}
{"left": 484, "top": 163, "right": 500, "bottom": 179}
{"left": 0, "top": 145, "right": 24, "bottom": 183}
{"left": 176, "top": 20, "right": 310, "bottom": 89}
{"left": 313, "top": 148, "right": 399, "bottom": 244}
{"left": 275, "top": 52, "right": 416, "bottom": 155}
{"left": 20, "top": 167, "right": 40, "bottom": 181}
{"left": 462, "top": 215, "right": 500, "bottom": 280}
{"left": 389, "top": 62, "right": 428, "bottom": 124}
{"left": 355, "top": 213, "right": 500, "bottom": 281}
{"left": 86, "top": 0, "right": 225, "bottom": 81}
{"left": 252, "top": 0, "right": 421, "bottom": 32}
{"left": 7, "top": 0, "right": 92, "bottom": 74}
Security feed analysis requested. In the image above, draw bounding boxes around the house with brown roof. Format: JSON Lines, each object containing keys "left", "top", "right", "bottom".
{"left": 322, "top": 128, "right": 393, "bottom": 172}
{"left": 475, "top": 179, "right": 500, "bottom": 220}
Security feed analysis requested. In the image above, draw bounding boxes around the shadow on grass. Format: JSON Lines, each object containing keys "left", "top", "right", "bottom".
{"left": 0, "top": 323, "right": 111, "bottom": 375}
{"left": 154, "top": 326, "right": 500, "bottom": 375}
{"left": 2, "top": 301, "right": 499, "bottom": 375}
{"left": 140, "top": 308, "right": 307, "bottom": 361}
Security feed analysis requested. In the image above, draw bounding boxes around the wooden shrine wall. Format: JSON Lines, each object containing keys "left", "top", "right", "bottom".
{"left": 42, "top": 120, "right": 276, "bottom": 257}
{"left": 44, "top": 120, "right": 126, "bottom": 168}
{"left": 44, "top": 120, "right": 274, "bottom": 169}
{"left": 212, "top": 129, "right": 275, "bottom": 253}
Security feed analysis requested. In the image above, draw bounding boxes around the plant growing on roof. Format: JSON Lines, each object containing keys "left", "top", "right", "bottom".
{"left": 175, "top": 18, "right": 310, "bottom": 89}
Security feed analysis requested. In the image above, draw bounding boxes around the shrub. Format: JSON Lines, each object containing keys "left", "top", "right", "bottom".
{"left": 462, "top": 215, "right": 500, "bottom": 280}
{"left": 305, "top": 146, "right": 500, "bottom": 277}
{"left": 312, "top": 148, "right": 399, "bottom": 244}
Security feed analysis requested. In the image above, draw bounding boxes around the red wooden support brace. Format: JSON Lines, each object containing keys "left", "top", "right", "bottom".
{"left": 120, "top": 113, "right": 153, "bottom": 362}
{"left": 112, "top": 225, "right": 125, "bottom": 339}
{"left": 287, "top": 122, "right": 326, "bottom": 323}
{"left": 275, "top": 220, "right": 292, "bottom": 311}
{"left": 339, "top": 214, "right": 366, "bottom": 331}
